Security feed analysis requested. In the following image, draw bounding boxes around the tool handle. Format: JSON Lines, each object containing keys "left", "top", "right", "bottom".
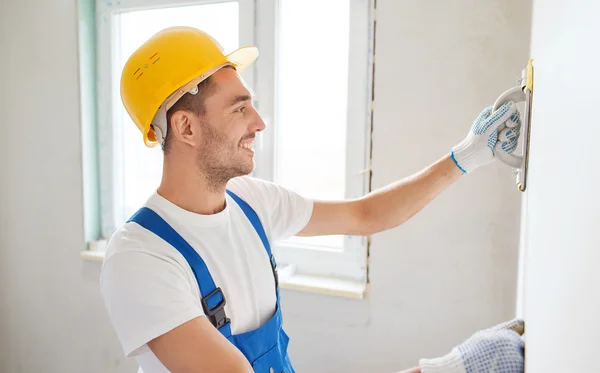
{"left": 495, "top": 143, "right": 522, "bottom": 168}
{"left": 492, "top": 86, "right": 525, "bottom": 111}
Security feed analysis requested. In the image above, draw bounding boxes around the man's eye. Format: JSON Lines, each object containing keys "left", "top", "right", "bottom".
{"left": 235, "top": 106, "right": 246, "bottom": 113}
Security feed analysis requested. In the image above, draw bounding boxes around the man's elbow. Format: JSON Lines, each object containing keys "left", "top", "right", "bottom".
{"left": 356, "top": 198, "right": 406, "bottom": 236}
{"left": 354, "top": 199, "right": 381, "bottom": 236}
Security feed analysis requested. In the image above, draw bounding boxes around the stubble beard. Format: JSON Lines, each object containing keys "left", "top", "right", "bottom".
{"left": 196, "top": 122, "right": 254, "bottom": 192}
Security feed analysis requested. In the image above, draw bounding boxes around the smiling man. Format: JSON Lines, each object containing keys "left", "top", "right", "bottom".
{"left": 100, "top": 26, "right": 525, "bottom": 373}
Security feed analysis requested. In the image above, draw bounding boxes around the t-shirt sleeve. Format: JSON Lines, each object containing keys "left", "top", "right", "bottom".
{"left": 99, "top": 250, "right": 204, "bottom": 358}
{"left": 227, "top": 176, "right": 314, "bottom": 242}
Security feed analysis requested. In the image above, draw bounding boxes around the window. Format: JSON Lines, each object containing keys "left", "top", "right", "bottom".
{"left": 253, "top": 0, "right": 374, "bottom": 283}
{"left": 96, "top": 0, "right": 255, "bottom": 236}
{"left": 93, "top": 0, "right": 374, "bottom": 284}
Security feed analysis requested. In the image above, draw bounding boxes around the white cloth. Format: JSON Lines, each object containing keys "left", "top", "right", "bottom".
{"left": 99, "top": 176, "right": 314, "bottom": 373}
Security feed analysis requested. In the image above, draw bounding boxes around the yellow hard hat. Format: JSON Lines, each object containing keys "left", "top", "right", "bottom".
{"left": 120, "top": 26, "right": 259, "bottom": 147}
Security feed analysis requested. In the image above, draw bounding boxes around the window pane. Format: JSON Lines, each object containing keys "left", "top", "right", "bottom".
{"left": 276, "top": 0, "right": 350, "bottom": 249}
{"left": 115, "top": 2, "right": 239, "bottom": 223}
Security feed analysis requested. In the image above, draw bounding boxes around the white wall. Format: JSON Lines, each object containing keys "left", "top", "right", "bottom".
{"left": 521, "top": 1, "right": 600, "bottom": 372}
{"left": 0, "top": 0, "right": 137, "bottom": 372}
{"left": 282, "top": 1, "right": 531, "bottom": 372}
{"left": 0, "top": 0, "right": 530, "bottom": 372}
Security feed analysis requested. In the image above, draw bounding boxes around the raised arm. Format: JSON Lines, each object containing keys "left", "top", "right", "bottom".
{"left": 298, "top": 154, "right": 461, "bottom": 237}
{"left": 299, "top": 102, "right": 521, "bottom": 238}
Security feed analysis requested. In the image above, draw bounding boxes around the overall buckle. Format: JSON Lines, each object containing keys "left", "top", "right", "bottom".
{"left": 201, "top": 288, "right": 230, "bottom": 329}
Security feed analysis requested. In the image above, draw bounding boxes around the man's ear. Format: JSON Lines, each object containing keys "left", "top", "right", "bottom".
{"left": 169, "top": 110, "right": 198, "bottom": 147}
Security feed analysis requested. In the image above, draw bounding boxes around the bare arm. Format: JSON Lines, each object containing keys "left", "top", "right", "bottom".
{"left": 147, "top": 316, "right": 253, "bottom": 373}
{"left": 298, "top": 154, "right": 462, "bottom": 237}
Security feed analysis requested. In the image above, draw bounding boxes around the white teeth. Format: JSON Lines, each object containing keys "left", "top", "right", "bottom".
{"left": 240, "top": 142, "right": 253, "bottom": 149}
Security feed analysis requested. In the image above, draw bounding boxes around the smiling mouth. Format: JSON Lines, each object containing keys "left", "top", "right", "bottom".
{"left": 239, "top": 139, "right": 254, "bottom": 152}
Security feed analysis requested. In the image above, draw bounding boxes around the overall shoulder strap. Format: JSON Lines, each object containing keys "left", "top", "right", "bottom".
{"left": 127, "top": 207, "right": 232, "bottom": 337}
{"left": 226, "top": 190, "right": 279, "bottom": 292}
{"left": 225, "top": 190, "right": 272, "bottom": 256}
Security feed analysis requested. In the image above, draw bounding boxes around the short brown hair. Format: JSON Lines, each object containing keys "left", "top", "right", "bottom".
{"left": 162, "top": 65, "right": 235, "bottom": 153}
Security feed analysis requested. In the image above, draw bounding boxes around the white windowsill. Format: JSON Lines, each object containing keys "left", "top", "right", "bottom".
{"left": 80, "top": 250, "right": 367, "bottom": 299}
{"left": 80, "top": 250, "right": 106, "bottom": 262}
{"left": 279, "top": 273, "right": 367, "bottom": 299}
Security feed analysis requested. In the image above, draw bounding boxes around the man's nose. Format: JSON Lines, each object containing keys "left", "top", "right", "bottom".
{"left": 250, "top": 107, "right": 266, "bottom": 132}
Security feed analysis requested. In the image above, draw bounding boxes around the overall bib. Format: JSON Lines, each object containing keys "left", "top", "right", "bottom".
{"left": 128, "top": 190, "right": 295, "bottom": 373}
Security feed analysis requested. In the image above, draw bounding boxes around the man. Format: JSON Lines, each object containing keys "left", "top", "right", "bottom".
{"left": 100, "top": 26, "right": 525, "bottom": 373}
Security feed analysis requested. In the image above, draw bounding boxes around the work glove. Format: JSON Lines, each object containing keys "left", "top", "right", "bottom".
{"left": 419, "top": 319, "right": 525, "bottom": 373}
{"left": 451, "top": 102, "right": 522, "bottom": 173}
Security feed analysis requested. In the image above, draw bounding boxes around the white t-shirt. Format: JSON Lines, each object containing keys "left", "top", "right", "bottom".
{"left": 99, "top": 176, "right": 313, "bottom": 373}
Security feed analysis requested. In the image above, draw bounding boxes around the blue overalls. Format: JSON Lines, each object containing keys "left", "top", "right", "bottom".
{"left": 127, "top": 190, "right": 295, "bottom": 373}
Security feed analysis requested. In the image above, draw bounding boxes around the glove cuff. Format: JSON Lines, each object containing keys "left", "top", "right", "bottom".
{"left": 450, "top": 150, "right": 468, "bottom": 173}
{"left": 451, "top": 135, "right": 488, "bottom": 173}
{"left": 419, "top": 348, "right": 466, "bottom": 373}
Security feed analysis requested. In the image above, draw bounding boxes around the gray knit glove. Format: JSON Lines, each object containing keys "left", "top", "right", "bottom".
{"left": 419, "top": 319, "right": 525, "bottom": 373}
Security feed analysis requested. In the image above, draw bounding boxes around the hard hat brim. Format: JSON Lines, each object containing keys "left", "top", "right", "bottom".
{"left": 225, "top": 46, "right": 259, "bottom": 72}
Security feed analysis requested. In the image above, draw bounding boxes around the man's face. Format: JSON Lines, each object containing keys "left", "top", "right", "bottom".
{"left": 191, "top": 67, "right": 265, "bottom": 183}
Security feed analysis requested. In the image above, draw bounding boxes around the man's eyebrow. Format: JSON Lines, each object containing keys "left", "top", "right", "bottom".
{"left": 228, "top": 94, "right": 253, "bottom": 106}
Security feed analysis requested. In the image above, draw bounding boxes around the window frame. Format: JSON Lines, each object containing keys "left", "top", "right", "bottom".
{"left": 95, "top": 0, "right": 255, "bottom": 238}
{"left": 252, "top": 0, "right": 374, "bottom": 283}
{"left": 93, "top": 0, "right": 375, "bottom": 283}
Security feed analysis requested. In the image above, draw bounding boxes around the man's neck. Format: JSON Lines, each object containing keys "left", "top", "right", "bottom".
{"left": 157, "top": 157, "right": 228, "bottom": 216}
